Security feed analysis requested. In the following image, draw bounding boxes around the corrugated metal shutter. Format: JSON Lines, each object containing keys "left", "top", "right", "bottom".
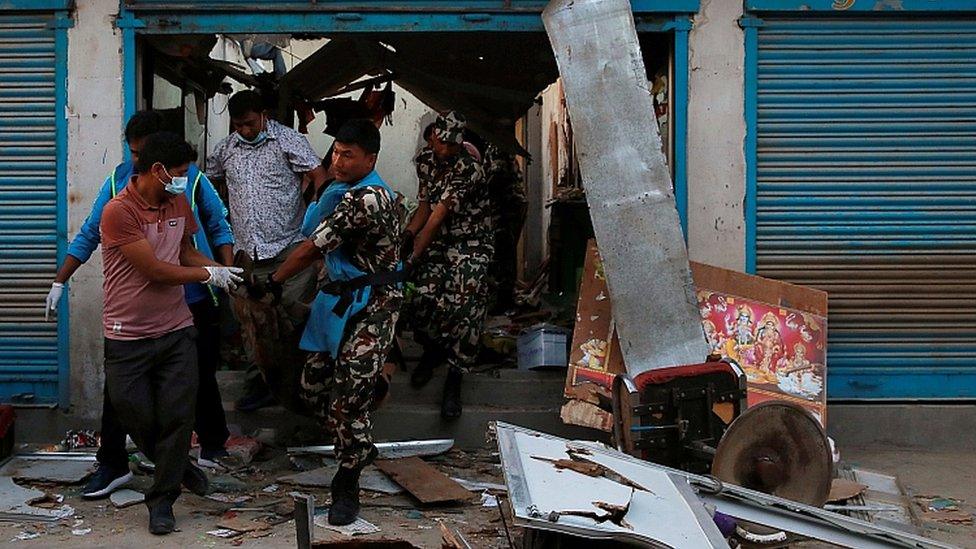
{"left": 0, "top": 13, "right": 61, "bottom": 404}
{"left": 755, "top": 18, "right": 976, "bottom": 399}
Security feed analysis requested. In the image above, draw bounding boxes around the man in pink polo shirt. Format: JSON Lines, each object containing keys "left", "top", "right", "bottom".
{"left": 100, "top": 132, "right": 242, "bottom": 535}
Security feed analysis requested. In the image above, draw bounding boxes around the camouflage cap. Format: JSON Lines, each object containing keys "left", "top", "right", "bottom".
{"left": 433, "top": 111, "right": 466, "bottom": 145}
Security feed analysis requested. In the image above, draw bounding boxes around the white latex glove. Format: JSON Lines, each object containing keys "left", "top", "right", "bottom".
{"left": 203, "top": 266, "right": 244, "bottom": 291}
{"left": 45, "top": 282, "right": 64, "bottom": 321}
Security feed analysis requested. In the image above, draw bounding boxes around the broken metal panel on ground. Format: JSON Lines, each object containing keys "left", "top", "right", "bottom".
{"left": 495, "top": 422, "right": 956, "bottom": 549}
{"left": 543, "top": 0, "right": 708, "bottom": 376}
{"left": 497, "top": 423, "right": 728, "bottom": 548}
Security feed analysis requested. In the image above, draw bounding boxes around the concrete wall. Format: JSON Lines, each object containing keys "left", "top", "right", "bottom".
{"left": 65, "top": 0, "right": 124, "bottom": 419}
{"left": 686, "top": 0, "right": 746, "bottom": 271}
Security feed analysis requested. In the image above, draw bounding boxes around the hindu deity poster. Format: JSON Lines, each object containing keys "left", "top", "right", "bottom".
{"left": 565, "top": 241, "right": 829, "bottom": 430}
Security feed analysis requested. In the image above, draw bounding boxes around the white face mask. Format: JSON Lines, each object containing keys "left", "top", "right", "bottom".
{"left": 157, "top": 165, "right": 188, "bottom": 195}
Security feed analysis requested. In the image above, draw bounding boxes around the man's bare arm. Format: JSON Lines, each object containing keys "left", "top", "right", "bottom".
{"left": 271, "top": 240, "right": 320, "bottom": 283}
{"left": 118, "top": 238, "right": 209, "bottom": 285}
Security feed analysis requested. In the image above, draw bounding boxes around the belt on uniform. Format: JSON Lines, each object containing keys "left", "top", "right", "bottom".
{"left": 319, "top": 270, "right": 409, "bottom": 316}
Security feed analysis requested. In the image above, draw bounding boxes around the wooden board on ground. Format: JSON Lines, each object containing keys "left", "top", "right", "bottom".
{"left": 374, "top": 457, "right": 472, "bottom": 505}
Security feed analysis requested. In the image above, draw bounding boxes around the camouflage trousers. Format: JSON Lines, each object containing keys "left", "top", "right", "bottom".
{"left": 300, "top": 292, "right": 400, "bottom": 470}
{"left": 487, "top": 201, "right": 526, "bottom": 308}
{"left": 409, "top": 245, "right": 492, "bottom": 372}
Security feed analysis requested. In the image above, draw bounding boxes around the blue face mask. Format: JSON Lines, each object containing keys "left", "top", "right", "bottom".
{"left": 159, "top": 166, "right": 188, "bottom": 195}
{"left": 236, "top": 115, "right": 268, "bottom": 146}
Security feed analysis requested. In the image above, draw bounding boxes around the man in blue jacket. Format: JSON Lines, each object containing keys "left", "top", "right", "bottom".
{"left": 44, "top": 111, "right": 235, "bottom": 497}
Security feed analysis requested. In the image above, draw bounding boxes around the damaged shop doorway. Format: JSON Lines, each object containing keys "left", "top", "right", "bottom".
{"left": 122, "top": 21, "right": 685, "bottom": 391}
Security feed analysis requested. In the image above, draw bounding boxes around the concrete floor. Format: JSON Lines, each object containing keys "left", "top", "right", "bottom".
{"left": 0, "top": 445, "right": 972, "bottom": 547}
{"left": 841, "top": 446, "right": 976, "bottom": 548}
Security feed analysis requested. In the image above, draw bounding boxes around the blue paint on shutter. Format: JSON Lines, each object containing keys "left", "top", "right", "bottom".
{"left": 754, "top": 17, "right": 976, "bottom": 399}
{"left": 0, "top": 12, "right": 65, "bottom": 405}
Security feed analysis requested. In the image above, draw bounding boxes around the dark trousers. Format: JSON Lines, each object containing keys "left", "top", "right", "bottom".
{"left": 104, "top": 327, "right": 198, "bottom": 508}
{"left": 97, "top": 300, "right": 230, "bottom": 470}
{"left": 189, "top": 299, "right": 230, "bottom": 450}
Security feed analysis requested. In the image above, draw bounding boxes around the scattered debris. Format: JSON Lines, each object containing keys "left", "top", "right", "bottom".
{"left": 210, "top": 474, "right": 249, "bottom": 493}
{"left": 288, "top": 439, "right": 454, "bottom": 460}
{"left": 479, "top": 491, "right": 499, "bottom": 508}
{"left": 207, "top": 493, "right": 254, "bottom": 505}
{"left": 262, "top": 483, "right": 279, "bottom": 493}
{"left": 924, "top": 497, "right": 961, "bottom": 512}
{"left": 217, "top": 512, "right": 272, "bottom": 534}
{"left": 11, "top": 531, "right": 41, "bottom": 541}
{"left": 225, "top": 435, "right": 263, "bottom": 466}
{"left": 207, "top": 528, "right": 242, "bottom": 539}
{"left": 0, "top": 454, "right": 96, "bottom": 484}
{"left": 0, "top": 477, "right": 75, "bottom": 522}
{"left": 279, "top": 465, "right": 403, "bottom": 495}
{"left": 312, "top": 540, "right": 421, "bottom": 548}
{"left": 450, "top": 478, "right": 506, "bottom": 493}
{"left": 917, "top": 496, "right": 973, "bottom": 525}
{"left": 921, "top": 510, "right": 974, "bottom": 525}
{"left": 71, "top": 527, "right": 92, "bottom": 536}
{"left": 110, "top": 488, "right": 145, "bottom": 508}
{"left": 314, "top": 512, "right": 380, "bottom": 536}
{"left": 828, "top": 479, "right": 869, "bottom": 503}
{"left": 559, "top": 400, "right": 613, "bottom": 432}
{"left": 375, "top": 457, "right": 472, "bottom": 505}
{"left": 438, "top": 521, "right": 472, "bottom": 549}
{"left": 58, "top": 430, "right": 101, "bottom": 451}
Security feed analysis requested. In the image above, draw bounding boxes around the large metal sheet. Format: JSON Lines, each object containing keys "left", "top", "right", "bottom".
{"left": 497, "top": 423, "right": 728, "bottom": 548}
{"left": 495, "top": 422, "right": 956, "bottom": 549}
{"left": 543, "top": 0, "right": 708, "bottom": 375}
{"left": 754, "top": 18, "right": 976, "bottom": 398}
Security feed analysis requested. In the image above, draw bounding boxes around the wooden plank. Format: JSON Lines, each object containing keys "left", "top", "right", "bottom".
{"left": 690, "top": 261, "right": 827, "bottom": 316}
{"left": 564, "top": 240, "right": 615, "bottom": 397}
{"left": 374, "top": 457, "right": 472, "bottom": 505}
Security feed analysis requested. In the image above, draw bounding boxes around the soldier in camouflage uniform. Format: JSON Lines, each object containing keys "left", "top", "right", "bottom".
{"left": 401, "top": 112, "right": 493, "bottom": 418}
{"left": 483, "top": 143, "right": 527, "bottom": 312}
{"left": 268, "top": 120, "right": 402, "bottom": 527}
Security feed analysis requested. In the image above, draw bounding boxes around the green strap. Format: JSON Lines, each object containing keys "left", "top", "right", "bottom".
{"left": 110, "top": 170, "right": 118, "bottom": 198}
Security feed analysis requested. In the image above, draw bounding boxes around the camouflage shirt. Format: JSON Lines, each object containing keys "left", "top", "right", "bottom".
{"left": 311, "top": 185, "right": 400, "bottom": 277}
{"left": 415, "top": 148, "right": 492, "bottom": 249}
{"left": 483, "top": 144, "right": 526, "bottom": 218}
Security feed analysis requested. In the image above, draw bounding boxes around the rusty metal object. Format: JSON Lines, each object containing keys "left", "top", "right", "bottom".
{"left": 712, "top": 401, "right": 833, "bottom": 507}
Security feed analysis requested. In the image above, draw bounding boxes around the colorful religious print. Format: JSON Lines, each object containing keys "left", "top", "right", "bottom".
{"left": 697, "top": 290, "right": 828, "bottom": 425}
{"left": 563, "top": 241, "right": 829, "bottom": 431}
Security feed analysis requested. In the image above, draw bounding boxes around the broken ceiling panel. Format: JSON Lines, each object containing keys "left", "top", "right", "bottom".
{"left": 277, "top": 33, "right": 559, "bottom": 155}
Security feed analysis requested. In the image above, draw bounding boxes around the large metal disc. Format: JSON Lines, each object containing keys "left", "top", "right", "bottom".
{"left": 712, "top": 401, "right": 832, "bottom": 506}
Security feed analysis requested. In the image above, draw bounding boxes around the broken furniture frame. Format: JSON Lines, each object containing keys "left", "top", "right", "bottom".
{"left": 612, "top": 359, "right": 747, "bottom": 473}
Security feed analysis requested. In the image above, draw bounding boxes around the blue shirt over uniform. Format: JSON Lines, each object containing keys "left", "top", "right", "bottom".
{"left": 67, "top": 160, "right": 235, "bottom": 305}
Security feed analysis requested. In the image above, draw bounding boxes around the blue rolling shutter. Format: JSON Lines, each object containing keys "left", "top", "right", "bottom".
{"left": 0, "top": 13, "right": 62, "bottom": 404}
{"left": 755, "top": 18, "right": 976, "bottom": 399}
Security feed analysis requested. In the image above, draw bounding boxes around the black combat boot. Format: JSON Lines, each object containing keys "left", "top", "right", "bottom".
{"left": 411, "top": 346, "right": 443, "bottom": 388}
{"left": 328, "top": 467, "right": 361, "bottom": 526}
{"left": 441, "top": 367, "right": 463, "bottom": 419}
{"left": 328, "top": 446, "right": 379, "bottom": 526}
